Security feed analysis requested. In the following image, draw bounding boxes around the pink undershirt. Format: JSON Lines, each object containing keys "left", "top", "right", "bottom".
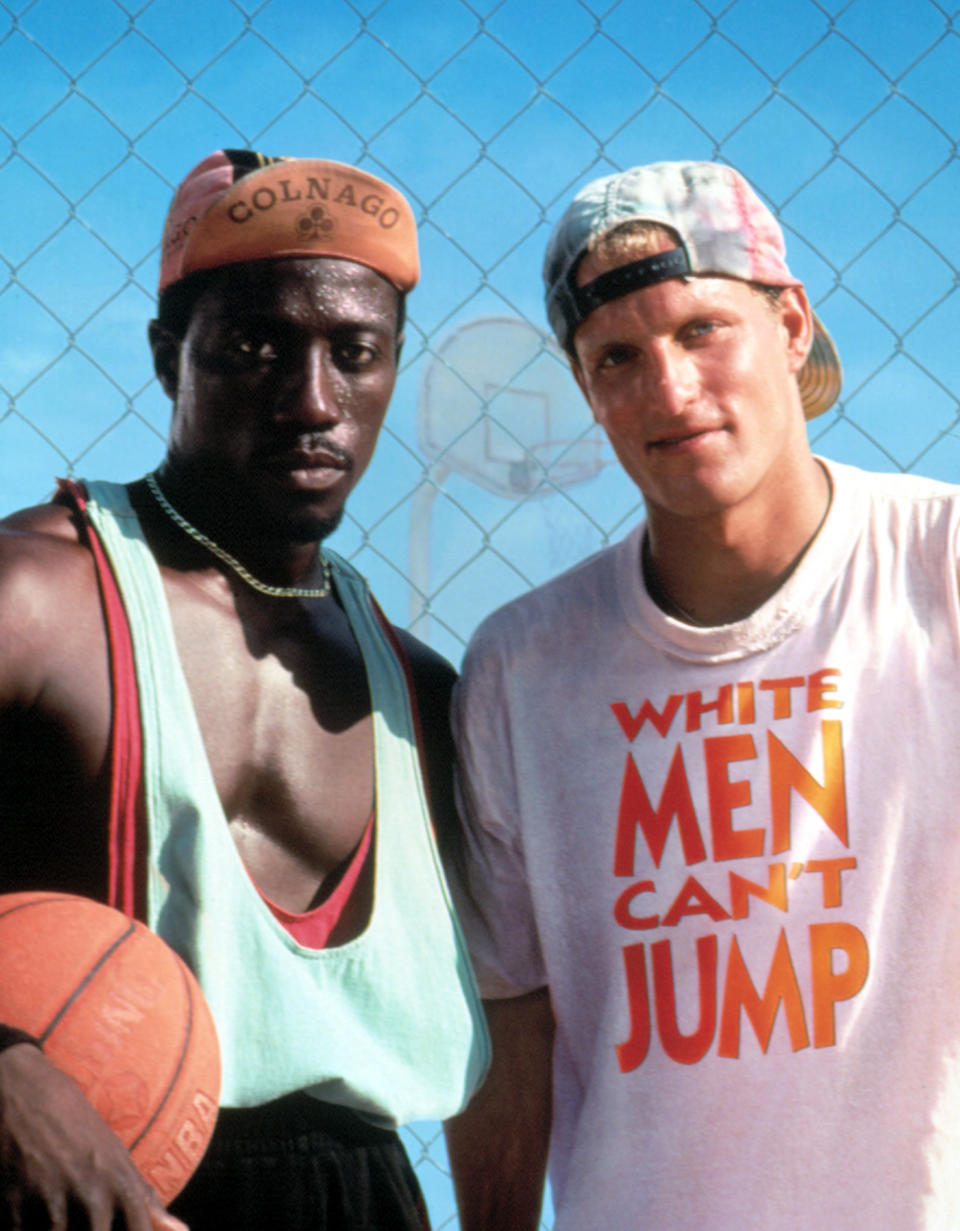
{"left": 254, "top": 814, "right": 374, "bottom": 949}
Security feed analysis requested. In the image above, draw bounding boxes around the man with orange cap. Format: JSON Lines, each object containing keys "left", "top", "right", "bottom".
{"left": 445, "top": 160, "right": 960, "bottom": 1229}
{"left": 0, "top": 150, "right": 488, "bottom": 1230}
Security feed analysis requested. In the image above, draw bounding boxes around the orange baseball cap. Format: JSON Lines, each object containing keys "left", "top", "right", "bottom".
{"left": 159, "top": 149, "right": 419, "bottom": 295}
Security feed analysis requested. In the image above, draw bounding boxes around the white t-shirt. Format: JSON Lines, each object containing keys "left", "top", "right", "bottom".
{"left": 453, "top": 459, "right": 960, "bottom": 1230}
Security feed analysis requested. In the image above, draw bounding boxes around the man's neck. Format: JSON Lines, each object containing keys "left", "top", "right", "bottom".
{"left": 131, "top": 472, "right": 330, "bottom": 597}
{"left": 643, "top": 458, "right": 832, "bottom": 627}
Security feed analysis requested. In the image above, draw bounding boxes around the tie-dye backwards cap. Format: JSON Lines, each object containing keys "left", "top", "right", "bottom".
{"left": 158, "top": 149, "right": 419, "bottom": 296}
{"left": 543, "top": 160, "right": 841, "bottom": 419}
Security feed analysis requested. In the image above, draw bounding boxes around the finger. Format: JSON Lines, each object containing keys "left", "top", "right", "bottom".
{"left": 148, "top": 1206, "right": 189, "bottom": 1231}
{"left": 107, "top": 1186, "right": 185, "bottom": 1231}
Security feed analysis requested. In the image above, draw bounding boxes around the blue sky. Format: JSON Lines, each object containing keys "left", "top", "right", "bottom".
{"left": 4, "top": 1, "right": 960, "bottom": 672}
{"left": 3, "top": 0, "right": 960, "bottom": 1223}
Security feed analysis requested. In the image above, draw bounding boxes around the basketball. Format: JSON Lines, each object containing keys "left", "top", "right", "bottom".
{"left": 0, "top": 891, "right": 220, "bottom": 1203}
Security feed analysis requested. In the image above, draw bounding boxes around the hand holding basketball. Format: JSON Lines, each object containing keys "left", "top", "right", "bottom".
{"left": 0, "top": 1042, "right": 187, "bottom": 1231}
{"left": 0, "top": 892, "right": 221, "bottom": 1228}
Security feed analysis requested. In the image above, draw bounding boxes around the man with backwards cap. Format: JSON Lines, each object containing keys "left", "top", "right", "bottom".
{"left": 445, "top": 159, "right": 960, "bottom": 1229}
{"left": 0, "top": 150, "right": 488, "bottom": 1230}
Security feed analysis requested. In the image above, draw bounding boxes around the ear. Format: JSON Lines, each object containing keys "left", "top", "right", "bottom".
{"left": 148, "top": 320, "right": 181, "bottom": 400}
{"left": 777, "top": 285, "right": 815, "bottom": 377}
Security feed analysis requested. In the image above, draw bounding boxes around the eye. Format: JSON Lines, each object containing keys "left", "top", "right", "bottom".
{"left": 334, "top": 339, "right": 383, "bottom": 372}
{"left": 196, "top": 326, "right": 282, "bottom": 375}
{"left": 683, "top": 319, "right": 719, "bottom": 342}
{"left": 595, "top": 344, "right": 636, "bottom": 371}
{"left": 230, "top": 334, "right": 278, "bottom": 363}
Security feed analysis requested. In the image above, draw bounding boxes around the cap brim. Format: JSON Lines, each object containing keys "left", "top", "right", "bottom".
{"left": 799, "top": 313, "right": 842, "bottom": 419}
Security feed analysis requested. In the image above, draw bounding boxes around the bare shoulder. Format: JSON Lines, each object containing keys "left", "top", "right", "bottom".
{"left": 1, "top": 498, "right": 82, "bottom": 538}
{"left": 0, "top": 501, "right": 113, "bottom": 895}
{"left": 0, "top": 501, "right": 92, "bottom": 603}
{"left": 0, "top": 501, "right": 102, "bottom": 704}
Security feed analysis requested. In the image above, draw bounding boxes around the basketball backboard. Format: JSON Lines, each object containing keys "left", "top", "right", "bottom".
{"left": 418, "top": 315, "right": 607, "bottom": 499}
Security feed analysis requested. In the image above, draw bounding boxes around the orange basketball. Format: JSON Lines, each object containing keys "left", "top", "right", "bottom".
{"left": 0, "top": 892, "right": 220, "bottom": 1204}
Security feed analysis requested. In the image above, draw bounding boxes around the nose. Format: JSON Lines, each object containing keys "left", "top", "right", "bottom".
{"left": 647, "top": 341, "right": 697, "bottom": 416}
{"left": 284, "top": 342, "right": 344, "bottom": 427}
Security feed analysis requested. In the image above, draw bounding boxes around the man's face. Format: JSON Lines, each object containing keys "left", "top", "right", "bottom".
{"left": 571, "top": 240, "right": 813, "bottom": 525}
{"left": 155, "top": 256, "right": 400, "bottom": 543}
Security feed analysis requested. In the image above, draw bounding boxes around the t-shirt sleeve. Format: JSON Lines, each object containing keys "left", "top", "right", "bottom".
{"left": 448, "top": 630, "right": 548, "bottom": 999}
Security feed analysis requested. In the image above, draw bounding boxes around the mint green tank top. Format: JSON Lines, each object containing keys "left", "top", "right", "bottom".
{"left": 83, "top": 481, "right": 490, "bottom": 1125}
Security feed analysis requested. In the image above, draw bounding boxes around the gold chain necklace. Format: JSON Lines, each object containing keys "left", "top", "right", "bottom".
{"left": 145, "top": 472, "right": 332, "bottom": 600}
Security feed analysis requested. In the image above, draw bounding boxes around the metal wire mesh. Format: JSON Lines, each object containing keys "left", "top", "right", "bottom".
{"left": 3, "top": 0, "right": 960, "bottom": 1224}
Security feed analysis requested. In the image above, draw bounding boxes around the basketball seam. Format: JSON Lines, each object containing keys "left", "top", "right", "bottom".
{"left": 0, "top": 894, "right": 83, "bottom": 922}
{"left": 38, "top": 920, "right": 138, "bottom": 1043}
{"left": 128, "top": 957, "right": 195, "bottom": 1153}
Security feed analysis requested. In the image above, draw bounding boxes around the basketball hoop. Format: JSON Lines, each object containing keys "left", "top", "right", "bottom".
{"left": 417, "top": 316, "right": 607, "bottom": 500}
{"left": 410, "top": 316, "right": 611, "bottom": 628}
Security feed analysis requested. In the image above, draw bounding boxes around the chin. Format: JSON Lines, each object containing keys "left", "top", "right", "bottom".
{"left": 283, "top": 504, "right": 345, "bottom": 544}
{"left": 642, "top": 477, "right": 737, "bottom": 522}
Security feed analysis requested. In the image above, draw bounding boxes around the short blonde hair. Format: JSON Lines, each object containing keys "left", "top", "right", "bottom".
{"left": 585, "top": 219, "right": 680, "bottom": 264}
{"left": 581, "top": 217, "right": 783, "bottom": 317}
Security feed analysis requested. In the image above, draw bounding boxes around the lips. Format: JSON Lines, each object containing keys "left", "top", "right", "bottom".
{"left": 648, "top": 425, "right": 723, "bottom": 452}
{"left": 259, "top": 442, "right": 354, "bottom": 490}
{"left": 275, "top": 446, "right": 349, "bottom": 471}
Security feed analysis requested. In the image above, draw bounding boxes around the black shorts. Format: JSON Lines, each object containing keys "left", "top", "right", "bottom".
{"left": 168, "top": 1093, "right": 431, "bottom": 1231}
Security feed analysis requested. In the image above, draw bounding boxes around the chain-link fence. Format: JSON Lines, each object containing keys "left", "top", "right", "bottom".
{"left": 3, "top": 0, "right": 960, "bottom": 1224}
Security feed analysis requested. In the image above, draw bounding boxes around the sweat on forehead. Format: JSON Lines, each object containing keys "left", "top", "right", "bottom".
{"left": 157, "top": 257, "right": 406, "bottom": 343}
{"left": 159, "top": 149, "right": 419, "bottom": 297}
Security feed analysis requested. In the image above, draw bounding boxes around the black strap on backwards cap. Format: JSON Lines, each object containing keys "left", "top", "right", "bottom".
{"left": 573, "top": 246, "right": 691, "bottom": 324}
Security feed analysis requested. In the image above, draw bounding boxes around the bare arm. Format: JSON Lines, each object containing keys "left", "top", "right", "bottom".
{"left": 0, "top": 523, "right": 185, "bottom": 1230}
{"left": 445, "top": 988, "right": 555, "bottom": 1231}
{"left": 0, "top": 523, "right": 114, "bottom": 897}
